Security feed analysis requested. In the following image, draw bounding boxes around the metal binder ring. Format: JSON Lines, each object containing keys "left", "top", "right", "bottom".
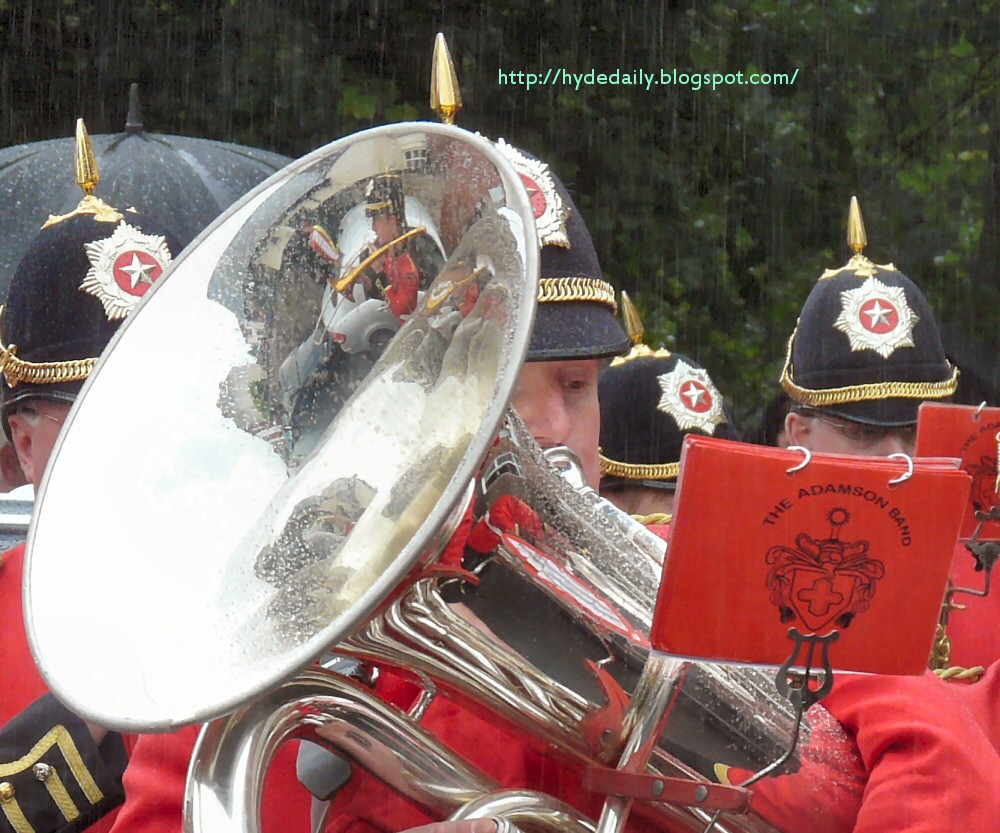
{"left": 975, "top": 400, "right": 987, "bottom": 420}
{"left": 786, "top": 445, "right": 811, "bottom": 475}
{"left": 887, "top": 453, "right": 914, "bottom": 486}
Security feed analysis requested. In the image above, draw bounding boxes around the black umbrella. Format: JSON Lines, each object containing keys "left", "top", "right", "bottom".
{"left": 0, "top": 85, "right": 292, "bottom": 297}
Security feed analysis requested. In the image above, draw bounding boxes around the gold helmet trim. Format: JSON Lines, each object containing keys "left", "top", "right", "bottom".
{"left": 778, "top": 328, "right": 960, "bottom": 407}
{"left": 599, "top": 453, "right": 680, "bottom": 482}
{"left": 537, "top": 277, "right": 617, "bottom": 313}
{"left": 0, "top": 307, "right": 97, "bottom": 389}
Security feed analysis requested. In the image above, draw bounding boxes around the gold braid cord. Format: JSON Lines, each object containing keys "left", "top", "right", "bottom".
{"left": 538, "top": 277, "right": 618, "bottom": 313}
{"left": 934, "top": 665, "right": 986, "bottom": 683}
{"left": 0, "top": 307, "right": 97, "bottom": 389}
{"left": 599, "top": 453, "right": 679, "bottom": 482}
{"left": 633, "top": 512, "right": 673, "bottom": 526}
{"left": 779, "top": 330, "right": 959, "bottom": 406}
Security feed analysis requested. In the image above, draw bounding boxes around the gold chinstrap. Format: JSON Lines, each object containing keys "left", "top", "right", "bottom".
{"left": 779, "top": 330, "right": 959, "bottom": 406}
{"left": 599, "top": 453, "right": 680, "bottom": 482}
{"left": 0, "top": 307, "right": 97, "bottom": 389}
{"left": 538, "top": 277, "right": 617, "bottom": 313}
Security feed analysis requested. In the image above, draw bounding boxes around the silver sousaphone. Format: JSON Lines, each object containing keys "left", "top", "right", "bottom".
{"left": 26, "top": 123, "right": 539, "bottom": 728}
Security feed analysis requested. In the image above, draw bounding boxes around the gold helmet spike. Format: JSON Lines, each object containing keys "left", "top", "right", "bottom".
{"left": 75, "top": 118, "right": 100, "bottom": 196}
{"left": 621, "top": 290, "right": 644, "bottom": 346}
{"left": 610, "top": 291, "right": 671, "bottom": 366}
{"left": 430, "top": 33, "right": 462, "bottom": 125}
{"left": 848, "top": 195, "right": 867, "bottom": 255}
{"left": 42, "top": 120, "right": 122, "bottom": 229}
{"left": 817, "top": 195, "right": 884, "bottom": 280}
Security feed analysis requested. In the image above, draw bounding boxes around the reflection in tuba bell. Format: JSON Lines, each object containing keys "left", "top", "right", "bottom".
{"left": 26, "top": 124, "right": 862, "bottom": 833}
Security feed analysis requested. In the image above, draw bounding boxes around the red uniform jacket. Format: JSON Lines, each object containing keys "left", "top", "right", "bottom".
{"left": 1, "top": 545, "right": 48, "bottom": 724}
{"left": 112, "top": 729, "right": 310, "bottom": 833}
{"left": 382, "top": 248, "right": 420, "bottom": 321}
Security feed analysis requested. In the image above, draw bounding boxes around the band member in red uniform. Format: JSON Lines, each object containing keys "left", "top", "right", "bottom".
{"left": 360, "top": 174, "right": 435, "bottom": 322}
{"left": 0, "top": 125, "right": 181, "bottom": 833}
{"left": 750, "top": 197, "right": 1000, "bottom": 833}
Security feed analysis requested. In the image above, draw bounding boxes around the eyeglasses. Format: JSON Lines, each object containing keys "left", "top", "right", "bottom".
{"left": 797, "top": 409, "right": 917, "bottom": 449}
{"left": 17, "top": 406, "right": 65, "bottom": 426}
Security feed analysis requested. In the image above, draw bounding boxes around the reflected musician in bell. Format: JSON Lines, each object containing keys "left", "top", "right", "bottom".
{"left": 0, "top": 123, "right": 182, "bottom": 833}
{"left": 280, "top": 173, "right": 449, "bottom": 455}
{"left": 733, "top": 197, "right": 1000, "bottom": 833}
{"left": 359, "top": 174, "right": 423, "bottom": 321}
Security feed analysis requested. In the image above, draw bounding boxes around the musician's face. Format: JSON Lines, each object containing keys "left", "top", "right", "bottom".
{"left": 372, "top": 212, "right": 400, "bottom": 243}
{"left": 512, "top": 360, "right": 601, "bottom": 489}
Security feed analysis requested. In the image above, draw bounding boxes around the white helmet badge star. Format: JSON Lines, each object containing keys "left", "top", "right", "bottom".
{"left": 80, "top": 221, "right": 173, "bottom": 321}
{"left": 833, "top": 275, "right": 918, "bottom": 359}
{"left": 495, "top": 138, "right": 571, "bottom": 248}
{"left": 657, "top": 359, "right": 726, "bottom": 434}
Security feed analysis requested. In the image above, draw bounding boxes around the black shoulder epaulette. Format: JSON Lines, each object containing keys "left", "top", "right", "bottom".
{"left": 0, "top": 694, "right": 126, "bottom": 833}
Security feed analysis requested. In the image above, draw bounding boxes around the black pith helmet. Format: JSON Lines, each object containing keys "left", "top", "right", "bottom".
{"left": 494, "top": 139, "right": 630, "bottom": 362}
{"left": 364, "top": 173, "right": 406, "bottom": 220}
{"left": 0, "top": 120, "right": 180, "bottom": 437}
{"left": 780, "top": 197, "right": 957, "bottom": 426}
{"left": 599, "top": 293, "right": 737, "bottom": 491}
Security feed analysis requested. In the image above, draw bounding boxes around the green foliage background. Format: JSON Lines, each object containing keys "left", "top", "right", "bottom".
{"left": 1, "top": 0, "right": 997, "bottom": 435}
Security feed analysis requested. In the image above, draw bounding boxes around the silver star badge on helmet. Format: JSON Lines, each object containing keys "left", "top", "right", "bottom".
{"left": 80, "top": 221, "right": 173, "bottom": 321}
{"left": 657, "top": 359, "right": 726, "bottom": 433}
{"left": 833, "top": 275, "right": 918, "bottom": 359}
{"left": 495, "top": 138, "right": 571, "bottom": 248}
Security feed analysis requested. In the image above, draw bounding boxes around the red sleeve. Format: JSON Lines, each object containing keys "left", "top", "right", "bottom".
{"left": 112, "top": 726, "right": 311, "bottom": 833}
{"left": 384, "top": 253, "right": 420, "bottom": 319}
{"left": 719, "top": 704, "right": 865, "bottom": 833}
{"left": 821, "top": 670, "right": 1000, "bottom": 833}
{"left": 111, "top": 727, "right": 198, "bottom": 833}
{"left": 0, "top": 544, "right": 50, "bottom": 720}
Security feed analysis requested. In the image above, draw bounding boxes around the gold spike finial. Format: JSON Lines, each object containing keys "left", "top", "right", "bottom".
{"left": 848, "top": 195, "right": 867, "bottom": 255}
{"left": 621, "top": 290, "right": 644, "bottom": 346}
{"left": 41, "top": 119, "right": 121, "bottom": 228}
{"left": 610, "top": 292, "right": 672, "bottom": 366}
{"left": 75, "top": 118, "right": 100, "bottom": 196}
{"left": 430, "top": 33, "right": 462, "bottom": 125}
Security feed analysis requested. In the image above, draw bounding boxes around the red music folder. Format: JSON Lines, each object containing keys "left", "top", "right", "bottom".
{"left": 915, "top": 402, "right": 1000, "bottom": 540}
{"left": 650, "top": 437, "right": 970, "bottom": 675}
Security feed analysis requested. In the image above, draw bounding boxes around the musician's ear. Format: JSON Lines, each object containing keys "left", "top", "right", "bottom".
{"left": 783, "top": 410, "right": 812, "bottom": 449}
